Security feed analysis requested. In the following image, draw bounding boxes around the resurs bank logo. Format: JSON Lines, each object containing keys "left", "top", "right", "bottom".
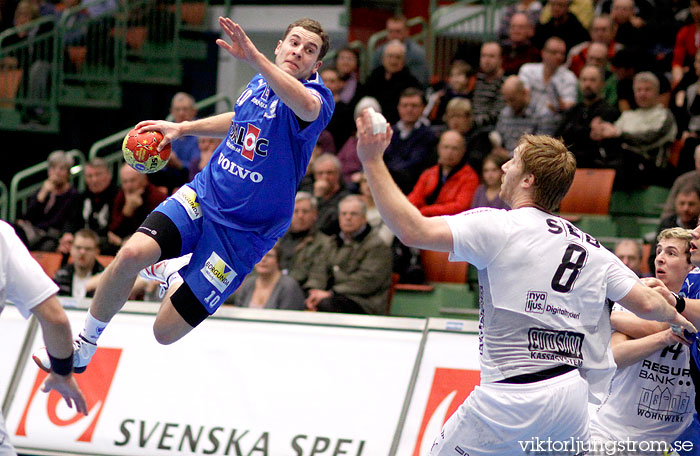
{"left": 15, "top": 347, "right": 122, "bottom": 442}
{"left": 413, "top": 368, "right": 480, "bottom": 456}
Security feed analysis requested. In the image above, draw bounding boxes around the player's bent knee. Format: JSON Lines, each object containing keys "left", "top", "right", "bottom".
{"left": 152, "top": 324, "right": 181, "bottom": 345}
{"left": 113, "top": 237, "right": 160, "bottom": 274}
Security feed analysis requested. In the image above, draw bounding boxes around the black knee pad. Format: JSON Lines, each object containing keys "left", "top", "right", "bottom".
{"left": 137, "top": 211, "right": 182, "bottom": 262}
{"left": 170, "top": 281, "right": 210, "bottom": 328}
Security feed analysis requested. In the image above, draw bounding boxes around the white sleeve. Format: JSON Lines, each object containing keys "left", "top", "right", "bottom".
{"left": 443, "top": 208, "right": 509, "bottom": 269}
{"left": 2, "top": 226, "right": 59, "bottom": 319}
{"left": 604, "top": 257, "right": 640, "bottom": 303}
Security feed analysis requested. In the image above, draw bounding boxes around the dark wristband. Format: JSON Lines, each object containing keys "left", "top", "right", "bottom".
{"left": 48, "top": 352, "right": 73, "bottom": 376}
{"left": 673, "top": 293, "right": 686, "bottom": 314}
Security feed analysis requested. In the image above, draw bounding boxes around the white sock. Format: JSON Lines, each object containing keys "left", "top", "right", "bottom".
{"left": 167, "top": 272, "right": 184, "bottom": 288}
{"left": 80, "top": 311, "right": 108, "bottom": 344}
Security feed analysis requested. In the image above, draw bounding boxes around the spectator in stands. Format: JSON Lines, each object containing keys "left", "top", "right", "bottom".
{"left": 648, "top": 183, "right": 700, "bottom": 274}
{"left": 370, "top": 15, "right": 429, "bottom": 87}
{"left": 613, "top": 238, "right": 643, "bottom": 277}
{"left": 337, "top": 97, "right": 382, "bottom": 186}
{"left": 320, "top": 66, "right": 354, "bottom": 152}
{"left": 470, "top": 153, "right": 509, "bottom": 210}
{"left": 556, "top": 65, "right": 620, "bottom": 168}
{"left": 591, "top": 228, "right": 695, "bottom": 448}
{"left": 277, "top": 192, "right": 330, "bottom": 293}
{"left": 230, "top": 243, "right": 305, "bottom": 310}
{"left": 384, "top": 87, "right": 437, "bottom": 194}
{"left": 497, "top": 0, "right": 543, "bottom": 40}
{"left": 674, "top": 50, "right": 700, "bottom": 172}
{"left": 424, "top": 60, "right": 474, "bottom": 126}
{"left": 583, "top": 42, "right": 618, "bottom": 107}
{"left": 305, "top": 195, "right": 392, "bottom": 315}
{"left": 148, "top": 92, "right": 195, "bottom": 193}
{"left": 662, "top": 145, "right": 700, "bottom": 219}
{"left": 169, "top": 92, "right": 200, "bottom": 165}
{"left": 540, "top": 0, "right": 594, "bottom": 29}
{"left": 532, "top": 0, "right": 589, "bottom": 52}
{"left": 610, "top": 48, "right": 637, "bottom": 113}
{"left": 188, "top": 136, "right": 218, "bottom": 181}
{"left": 312, "top": 153, "right": 348, "bottom": 236}
{"left": 672, "top": 0, "right": 700, "bottom": 91}
{"left": 53, "top": 228, "right": 104, "bottom": 298}
{"left": 501, "top": 12, "right": 541, "bottom": 76}
{"left": 610, "top": 0, "right": 649, "bottom": 52}
{"left": 408, "top": 130, "right": 479, "bottom": 216}
{"left": 567, "top": 14, "right": 622, "bottom": 77}
{"left": 441, "top": 98, "right": 493, "bottom": 171}
{"left": 107, "top": 163, "right": 167, "bottom": 250}
{"left": 493, "top": 75, "right": 554, "bottom": 152}
{"left": 363, "top": 39, "right": 422, "bottom": 124}
{"left": 591, "top": 72, "right": 678, "bottom": 188}
{"left": 471, "top": 42, "right": 506, "bottom": 130}
{"left": 68, "top": 157, "right": 119, "bottom": 255}
{"left": 518, "top": 36, "right": 577, "bottom": 124}
{"left": 1, "top": 1, "right": 54, "bottom": 123}
{"left": 335, "top": 46, "right": 361, "bottom": 104}
{"left": 15, "top": 150, "right": 81, "bottom": 252}
{"left": 358, "top": 173, "right": 394, "bottom": 246}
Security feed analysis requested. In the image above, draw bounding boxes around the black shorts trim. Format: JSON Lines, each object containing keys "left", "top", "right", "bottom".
{"left": 137, "top": 211, "right": 182, "bottom": 262}
{"left": 496, "top": 364, "right": 576, "bottom": 384}
{"left": 171, "top": 281, "right": 210, "bottom": 328}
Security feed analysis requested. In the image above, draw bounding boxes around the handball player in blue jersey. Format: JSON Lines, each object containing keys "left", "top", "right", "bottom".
{"left": 33, "top": 17, "right": 334, "bottom": 372}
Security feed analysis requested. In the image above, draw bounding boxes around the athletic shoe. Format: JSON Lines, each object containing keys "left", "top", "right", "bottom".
{"left": 139, "top": 254, "right": 191, "bottom": 298}
{"left": 32, "top": 335, "right": 97, "bottom": 374}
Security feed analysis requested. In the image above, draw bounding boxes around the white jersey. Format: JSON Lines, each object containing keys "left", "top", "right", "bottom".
{"left": 590, "top": 305, "right": 694, "bottom": 443}
{"left": 445, "top": 207, "right": 639, "bottom": 388}
{"left": 0, "top": 220, "right": 58, "bottom": 319}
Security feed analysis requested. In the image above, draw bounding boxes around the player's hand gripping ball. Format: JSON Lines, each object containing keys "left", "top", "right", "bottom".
{"left": 122, "top": 129, "right": 171, "bottom": 174}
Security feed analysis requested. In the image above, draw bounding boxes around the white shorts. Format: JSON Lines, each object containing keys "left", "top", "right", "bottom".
{"left": 428, "top": 369, "right": 590, "bottom": 456}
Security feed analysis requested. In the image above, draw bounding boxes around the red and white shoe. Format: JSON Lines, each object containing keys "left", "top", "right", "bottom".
{"left": 139, "top": 253, "right": 191, "bottom": 298}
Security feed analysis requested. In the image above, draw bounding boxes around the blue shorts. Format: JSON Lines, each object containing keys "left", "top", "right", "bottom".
{"left": 150, "top": 185, "right": 277, "bottom": 314}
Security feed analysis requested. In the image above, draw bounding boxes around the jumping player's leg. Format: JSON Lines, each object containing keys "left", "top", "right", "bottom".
{"left": 90, "top": 232, "right": 161, "bottom": 322}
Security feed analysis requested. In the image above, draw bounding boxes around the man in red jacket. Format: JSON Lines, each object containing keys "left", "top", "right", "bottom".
{"left": 408, "top": 130, "right": 479, "bottom": 216}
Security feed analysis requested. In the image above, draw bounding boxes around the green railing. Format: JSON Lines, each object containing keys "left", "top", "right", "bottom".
{"left": 0, "top": 0, "right": 235, "bottom": 132}
{"left": 89, "top": 93, "right": 234, "bottom": 179}
{"left": 428, "top": 0, "right": 502, "bottom": 80}
{"left": 0, "top": 15, "right": 59, "bottom": 132}
{"left": 0, "top": 181, "right": 8, "bottom": 222}
{"left": 365, "top": 16, "right": 428, "bottom": 81}
{"left": 58, "top": 0, "right": 123, "bottom": 108}
{"left": 9, "top": 149, "right": 86, "bottom": 223}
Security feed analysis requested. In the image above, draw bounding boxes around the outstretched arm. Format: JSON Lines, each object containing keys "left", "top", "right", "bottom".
{"left": 617, "top": 282, "right": 696, "bottom": 333}
{"left": 217, "top": 17, "right": 321, "bottom": 122}
{"left": 136, "top": 112, "right": 233, "bottom": 152}
{"left": 31, "top": 295, "right": 88, "bottom": 415}
{"left": 356, "top": 111, "right": 453, "bottom": 252}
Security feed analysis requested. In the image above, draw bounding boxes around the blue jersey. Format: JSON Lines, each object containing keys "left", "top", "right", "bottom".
{"left": 192, "top": 72, "right": 334, "bottom": 238}
{"left": 683, "top": 268, "right": 700, "bottom": 360}
{"left": 682, "top": 268, "right": 700, "bottom": 300}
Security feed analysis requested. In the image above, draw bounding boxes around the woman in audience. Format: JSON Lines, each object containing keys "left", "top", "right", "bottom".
{"left": 230, "top": 243, "right": 305, "bottom": 310}
{"left": 335, "top": 46, "right": 361, "bottom": 104}
{"left": 470, "top": 153, "right": 509, "bottom": 210}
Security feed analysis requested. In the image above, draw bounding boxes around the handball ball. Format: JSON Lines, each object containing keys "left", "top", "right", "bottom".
{"left": 122, "top": 129, "right": 171, "bottom": 174}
